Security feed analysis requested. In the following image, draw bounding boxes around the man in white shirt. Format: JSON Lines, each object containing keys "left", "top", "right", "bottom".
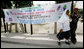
{"left": 57, "top": 9, "right": 71, "bottom": 46}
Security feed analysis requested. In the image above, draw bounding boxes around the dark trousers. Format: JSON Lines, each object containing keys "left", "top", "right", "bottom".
{"left": 63, "top": 31, "right": 70, "bottom": 40}
{"left": 70, "top": 22, "right": 77, "bottom": 41}
{"left": 57, "top": 30, "right": 70, "bottom": 40}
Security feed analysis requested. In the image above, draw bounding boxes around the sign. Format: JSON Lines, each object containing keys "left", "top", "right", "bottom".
{"left": 3, "top": 2, "right": 72, "bottom": 24}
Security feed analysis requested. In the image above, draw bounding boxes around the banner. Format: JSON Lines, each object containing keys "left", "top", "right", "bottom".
{"left": 3, "top": 2, "right": 72, "bottom": 24}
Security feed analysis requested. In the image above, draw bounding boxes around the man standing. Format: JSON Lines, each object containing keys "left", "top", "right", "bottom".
{"left": 70, "top": 8, "right": 80, "bottom": 44}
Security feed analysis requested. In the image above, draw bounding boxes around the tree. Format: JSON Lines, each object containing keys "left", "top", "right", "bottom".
{"left": 73, "top": 1, "right": 77, "bottom": 8}
{"left": 1, "top": 1, "right": 12, "bottom": 18}
{"left": 13, "top": 1, "right": 33, "bottom": 8}
{"left": 1, "top": 1, "right": 12, "bottom": 33}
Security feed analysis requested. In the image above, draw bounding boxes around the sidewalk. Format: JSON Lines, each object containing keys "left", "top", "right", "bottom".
{"left": 1, "top": 33, "right": 83, "bottom": 48}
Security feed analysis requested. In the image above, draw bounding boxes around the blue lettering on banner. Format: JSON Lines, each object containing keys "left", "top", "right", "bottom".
{"left": 20, "top": 19, "right": 45, "bottom": 24}
{"left": 20, "top": 19, "right": 30, "bottom": 24}
{"left": 20, "top": 10, "right": 32, "bottom": 12}
{"left": 37, "top": 8, "right": 44, "bottom": 11}
{"left": 31, "top": 19, "right": 45, "bottom": 24}
{"left": 33, "top": 9, "right": 35, "bottom": 12}
{"left": 25, "top": 10, "right": 32, "bottom": 12}
{"left": 20, "top": 8, "right": 44, "bottom": 12}
{"left": 20, "top": 10, "right": 24, "bottom": 12}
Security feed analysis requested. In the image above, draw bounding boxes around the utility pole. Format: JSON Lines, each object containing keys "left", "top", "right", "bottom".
{"left": 71, "top": 1, "right": 73, "bottom": 14}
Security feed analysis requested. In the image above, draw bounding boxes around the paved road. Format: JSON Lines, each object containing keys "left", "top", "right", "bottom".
{"left": 1, "top": 40, "right": 83, "bottom": 48}
{"left": 1, "top": 33, "right": 83, "bottom": 48}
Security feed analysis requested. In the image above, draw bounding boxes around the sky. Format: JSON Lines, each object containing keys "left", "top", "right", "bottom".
{"left": 33, "top": 1, "right": 83, "bottom": 9}
{"left": 75, "top": 1, "right": 83, "bottom": 9}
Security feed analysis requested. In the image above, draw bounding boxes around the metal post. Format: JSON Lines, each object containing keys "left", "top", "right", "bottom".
{"left": 24, "top": 24, "right": 27, "bottom": 33}
{"left": 6, "top": 23, "right": 8, "bottom": 33}
{"left": 30, "top": 10, "right": 33, "bottom": 35}
{"left": 30, "top": 24, "right": 33, "bottom": 35}
{"left": 30, "top": 1, "right": 33, "bottom": 35}
{"left": 1, "top": 8, "right": 7, "bottom": 33}
{"left": 3, "top": 16, "right": 7, "bottom": 33}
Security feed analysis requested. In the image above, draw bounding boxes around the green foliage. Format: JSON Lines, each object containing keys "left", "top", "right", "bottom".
{"left": 78, "top": 9, "right": 83, "bottom": 14}
{"left": 12, "top": 1, "right": 33, "bottom": 8}
{"left": 1, "top": 1, "right": 12, "bottom": 18}
{"left": 56, "top": 1, "right": 71, "bottom": 4}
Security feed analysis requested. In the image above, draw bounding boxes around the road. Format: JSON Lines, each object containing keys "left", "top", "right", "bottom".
{"left": 1, "top": 33, "right": 83, "bottom": 48}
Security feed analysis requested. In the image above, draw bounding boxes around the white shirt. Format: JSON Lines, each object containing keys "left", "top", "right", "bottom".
{"left": 60, "top": 20, "right": 70, "bottom": 32}
{"left": 57, "top": 9, "right": 72, "bottom": 32}
{"left": 59, "top": 15, "right": 71, "bottom": 32}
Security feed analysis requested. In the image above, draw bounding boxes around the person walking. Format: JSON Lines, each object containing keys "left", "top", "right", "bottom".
{"left": 70, "top": 8, "right": 80, "bottom": 44}
{"left": 57, "top": 9, "right": 71, "bottom": 46}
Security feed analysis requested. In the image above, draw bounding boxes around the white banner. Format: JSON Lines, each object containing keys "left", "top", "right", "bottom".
{"left": 3, "top": 2, "right": 72, "bottom": 24}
